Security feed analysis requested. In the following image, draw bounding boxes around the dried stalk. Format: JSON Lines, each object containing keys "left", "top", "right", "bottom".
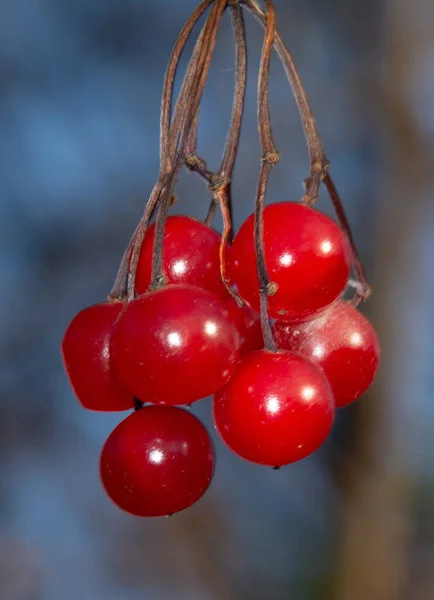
{"left": 242, "top": 0, "right": 370, "bottom": 302}
{"left": 110, "top": 0, "right": 370, "bottom": 312}
{"left": 252, "top": 0, "right": 279, "bottom": 351}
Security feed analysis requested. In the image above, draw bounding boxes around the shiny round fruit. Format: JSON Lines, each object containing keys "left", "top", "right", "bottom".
{"left": 135, "top": 215, "right": 228, "bottom": 298}
{"left": 213, "top": 350, "right": 334, "bottom": 466}
{"left": 110, "top": 285, "right": 241, "bottom": 405}
{"left": 100, "top": 406, "right": 214, "bottom": 517}
{"left": 231, "top": 202, "right": 351, "bottom": 321}
{"left": 224, "top": 296, "right": 263, "bottom": 357}
{"left": 61, "top": 302, "right": 132, "bottom": 411}
{"left": 273, "top": 300, "right": 380, "bottom": 407}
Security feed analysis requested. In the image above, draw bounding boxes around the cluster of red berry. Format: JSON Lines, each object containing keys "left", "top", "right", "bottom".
{"left": 62, "top": 201, "right": 379, "bottom": 518}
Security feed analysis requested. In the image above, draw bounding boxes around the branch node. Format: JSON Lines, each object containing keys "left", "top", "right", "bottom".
{"left": 208, "top": 177, "right": 227, "bottom": 192}
{"left": 262, "top": 151, "right": 280, "bottom": 165}
{"left": 266, "top": 282, "right": 278, "bottom": 296}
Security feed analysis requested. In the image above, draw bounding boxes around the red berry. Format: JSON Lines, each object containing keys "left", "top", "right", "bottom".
{"left": 100, "top": 406, "right": 214, "bottom": 517}
{"left": 61, "top": 302, "right": 133, "bottom": 411}
{"left": 231, "top": 202, "right": 351, "bottom": 321}
{"left": 136, "top": 215, "right": 228, "bottom": 298}
{"left": 224, "top": 296, "right": 263, "bottom": 357}
{"left": 273, "top": 300, "right": 380, "bottom": 407}
{"left": 213, "top": 350, "right": 334, "bottom": 466}
{"left": 110, "top": 285, "right": 241, "bottom": 405}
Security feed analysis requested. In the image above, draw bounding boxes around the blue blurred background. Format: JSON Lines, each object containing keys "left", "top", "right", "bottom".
{"left": 1, "top": 1, "right": 433, "bottom": 599}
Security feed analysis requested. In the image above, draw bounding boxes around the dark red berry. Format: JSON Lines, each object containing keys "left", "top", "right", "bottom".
{"left": 273, "top": 300, "right": 380, "bottom": 407}
{"left": 110, "top": 285, "right": 241, "bottom": 405}
{"left": 213, "top": 350, "right": 334, "bottom": 466}
{"left": 231, "top": 202, "right": 351, "bottom": 322}
{"left": 135, "top": 215, "right": 228, "bottom": 298}
{"left": 100, "top": 405, "right": 214, "bottom": 517}
{"left": 61, "top": 302, "right": 133, "bottom": 411}
{"left": 224, "top": 296, "right": 263, "bottom": 357}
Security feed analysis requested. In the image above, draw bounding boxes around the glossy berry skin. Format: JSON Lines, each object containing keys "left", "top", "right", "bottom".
{"left": 61, "top": 302, "right": 133, "bottom": 411}
{"left": 136, "top": 215, "right": 228, "bottom": 299}
{"left": 110, "top": 285, "right": 241, "bottom": 405}
{"left": 273, "top": 300, "right": 380, "bottom": 407}
{"left": 213, "top": 350, "right": 334, "bottom": 466}
{"left": 224, "top": 296, "right": 263, "bottom": 357}
{"left": 231, "top": 202, "right": 351, "bottom": 322}
{"left": 100, "top": 406, "right": 214, "bottom": 517}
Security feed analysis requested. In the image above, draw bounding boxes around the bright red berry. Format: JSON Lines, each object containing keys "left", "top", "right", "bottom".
{"left": 273, "top": 300, "right": 380, "bottom": 407}
{"left": 110, "top": 285, "right": 241, "bottom": 405}
{"left": 135, "top": 215, "right": 228, "bottom": 298}
{"left": 61, "top": 302, "right": 133, "bottom": 411}
{"left": 213, "top": 350, "right": 334, "bottom": 466}
{"left": 224, "top": 296, "right": 263, "bottom": 357}
{"left": 231, "top": 202, "right": 351, "bottom": 322}
{"left": 100, "top": 405, "right": 214, "bottom": 517}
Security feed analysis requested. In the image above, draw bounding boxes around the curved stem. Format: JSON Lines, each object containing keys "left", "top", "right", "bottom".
{"left": 243, "top": 0, "right": 328, "bottom": 205}
{"left": 242, "top": 0, "right": 370, "bottom": 299}
{"left": 219, "top": 4, "right": 247, "bottom": 184}
{"left": 185, "top": 3, "right": 248, "bottom": 230}
{"left": 126, "top": 178, "right": 167, "bottom": 301}
{"left": 169, "top": 27, "right": 207, "bottom": 161}
{"left": 323, "top": 173, "right": 371, "bottom": 304}
{"left": 204, "top": 198, "right": 219, "bottom": 226}
{"left": 108, "top": 236, "right": 135, "bottom": 301}
{"left": 253, "top": 0, "right": 278, "bottom": 352}
{"left": 150, "top": 0, "right": 228, "bottom": 288}
{"left": 160, "top": 0, "right": 214, "bottom": 174}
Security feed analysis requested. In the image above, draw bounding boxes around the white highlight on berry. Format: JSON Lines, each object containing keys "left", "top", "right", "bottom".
{"left": 149, "top": 449, "right": 164, "bottom": 464}
{"left": 301, "top": 386, "right": 315, "bottom": 402}
{"left": 279, "top": 253, "right": 294, "bottom": 267}
{"left": 168, "top": 332, "right": 182, "bottom": 347}
{"left": 320, "top": 240, "right": 333, "bottom": 254}
{"left": 350, "top": 332, "right": 363, "bottom": 347}
{"left": 312, "top": 344, "right": 326, "bottom": 359}
{"left": 266, "top": 395, "right": 280, "bottom": 415}
{"left": 204, "top": 321, "right": 218, "bottom": 336}
{"left": 173, "top": 260, "right": 187, "bottom": 275}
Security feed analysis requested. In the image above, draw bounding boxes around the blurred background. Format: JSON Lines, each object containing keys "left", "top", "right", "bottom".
{"left": 0, "top": 0, "right": 433, "bottom": 598}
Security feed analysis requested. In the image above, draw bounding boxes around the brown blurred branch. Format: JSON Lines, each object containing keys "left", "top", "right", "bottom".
{"left": 332, "top": 1, "right": 433, "bottom": 598}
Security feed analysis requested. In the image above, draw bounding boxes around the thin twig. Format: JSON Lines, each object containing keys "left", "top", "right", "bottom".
{"left": 242, "top": 0, "right": 370, "bottom": 296}
{"left": 253, "top": 0, "right": 278, "bottom": 351}
{"left": 160, "top": 0, "right": 214, "bottom": 174}
{"left": 243, "top": 0, "right": 328, "bottom": 206}
{"left": 204, "top": 198, "right": 219, "bottom": 226}
{"left": 187, "top": 2, "right": 248, "bottom": 232}
{"left": 109, "top": 2, "right": 213, "bottom": 301}
{"left": 150, "top": 0, "right": 228, "bottom": 289}
{"left": 169, "top": 27, "right": 207, "bottom": 161}
{"left": 323, "top": 173, "right": 371, "bottom": 305}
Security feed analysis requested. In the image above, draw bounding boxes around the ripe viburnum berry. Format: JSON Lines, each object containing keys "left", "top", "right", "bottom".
{"left": 213, "top": 350, "right": 334, "bottom": 466}
{"left": 110, "top": 285, "right": 241, "bottom": 405}
{"left": 100, "top": 405, "right": 214, "bottom": 517}
{"left": 231, "top": 202, "right": 351, "bottom": 322}
{"left": 273, "top": 300, "right": 380, "bottom": 407}
{"left": 61, "top": 302, "right": 132, "bottom": 411}
{"left": 135, "top": 215, "right": 228, "bottom": 299}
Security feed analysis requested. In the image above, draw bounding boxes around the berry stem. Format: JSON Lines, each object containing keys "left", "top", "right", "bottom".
{"left": 242, "top": 0, "right": 371, "bottom": 300}
{"left": 185, "top": 2, "right": 247, "bottom": 232}
{"left": 242, "top": 0, "right": 328, "bottom": 207}
{"left": 323, "top": 173, "right": 371, "bottom": 305}
{"left": 150, "top": 0, "right": 228, "bottom": 289}
{"left": 253, "top": 0, "right": 278, "bottom": 352}
{"left": 160, "top": 0, "right": 214, "bottom": 175}
{"left": 109, "top": 3, "right": 212, "bottom": 301}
